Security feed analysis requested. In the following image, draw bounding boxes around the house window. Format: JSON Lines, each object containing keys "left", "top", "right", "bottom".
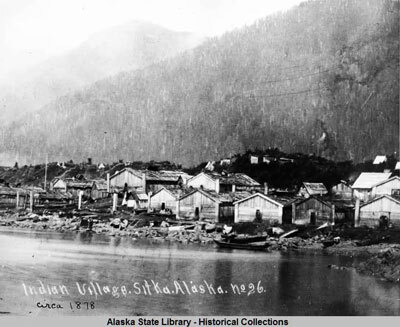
{"left": 392, "top": 189, "right": 400, "bottom": 197}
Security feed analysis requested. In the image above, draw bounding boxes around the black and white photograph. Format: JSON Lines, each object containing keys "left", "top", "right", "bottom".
{"left": 0, "top": 0, "right": 399, "bottom": 320}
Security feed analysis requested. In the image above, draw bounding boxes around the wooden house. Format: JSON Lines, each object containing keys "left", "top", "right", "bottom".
{"left": 145, "top": 170, "right": 187, "bottom": 193}
{"left": 51, "top": 178, "right": 67, "bottom": 192}
{"left": 91, "top": 180, "right": 109, "bottom": 200}
{"left": 122, "top": 191, "right": 148, "bottom": 209}
{"left": 65, "top": 180, "right": 93, "bottom": 198}
{"left": 149, "top": 187, "right": 181, "bottom": 213}
{"left": 290, "top": 197, "right": 335, "bottom": 226}
{"left": 351, "top": 172, "right": 391, "bottom": 202}
{"left": 331, "top": 180, "right": 352, "bottom": 199}
{"left": 187, "top": 172, "right": 260, "bottom": 193}
{"left": 177, "top": 188, "right": 234, "bottom": 222}
{"left": 37, "top": 190, "right": 74, "bottom": 205}
{"left": 51, "top": 177, "right": 93, "bottom": 198}
{"left": 233, "top": 193, "right": 290, "bottom": 224}
{"left": 136, "top": 193, "right": 149, "bottom": 208}
{"left": 250, "top": 155, "right": 259, "bottom": 164}
{"left": 0, "top": 187, "right": 28, "bottom": 209}
{"left": 357, "top": 195, "right": 400, "bottom": 228}
{"left": 109, "top": 168, "right": 188, "bottom": 193}
{"left": 298, "top": 182, "right": 328, "bottom": 198}
{"left": 187, "top": 172, "right": 219, "bottom": 191}
{"left": 110, "top": 168, "right": 144, "bottom": 191}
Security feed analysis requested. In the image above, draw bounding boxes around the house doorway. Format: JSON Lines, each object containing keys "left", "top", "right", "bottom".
{"left": 161, "top": 202, "right": 165, "bottom": 210}
{"left": 310, "top": 211, "right": 316, "bottom": 225}
{"left": 195, "top": 207, "right": 200, "bottom": 219}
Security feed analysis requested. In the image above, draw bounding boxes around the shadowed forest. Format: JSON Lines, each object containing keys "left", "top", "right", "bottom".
{"left": 0, "top": 0, "right": 398, "bottom": 167}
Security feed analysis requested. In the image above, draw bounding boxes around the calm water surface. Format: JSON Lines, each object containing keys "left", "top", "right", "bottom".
{"left": 0, "top": 228, "right": 399, "bottom": 316}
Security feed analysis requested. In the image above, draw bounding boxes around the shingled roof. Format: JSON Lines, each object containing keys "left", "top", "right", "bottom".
{"left": 302, "top": 182, "right": 328, "bottom": 195}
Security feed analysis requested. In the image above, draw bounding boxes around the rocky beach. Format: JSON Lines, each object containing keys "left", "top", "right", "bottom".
{"left": 1, "top": 209, "right": 399, "bottom": 284}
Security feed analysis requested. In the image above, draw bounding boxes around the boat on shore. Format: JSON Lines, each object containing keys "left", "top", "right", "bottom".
{"left": 221, "top": 234, "right": 268, "bottom": 244}
{"left": 214, "top": 239, "right": 270, "bottom": 251}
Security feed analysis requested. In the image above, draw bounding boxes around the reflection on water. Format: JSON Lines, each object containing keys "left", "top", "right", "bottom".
{"left": 0, "top": 228, "right": 399, "bottom": 316}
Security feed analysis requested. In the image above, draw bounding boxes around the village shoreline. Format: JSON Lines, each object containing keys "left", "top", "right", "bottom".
{"left": 1, "top": 213, "right": 399, "bottom": 284}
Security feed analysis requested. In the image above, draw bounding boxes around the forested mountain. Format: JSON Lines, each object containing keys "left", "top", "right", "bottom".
{"left": 0, "top": 0, "right": 398, "bottom": 167}
{"left": 0, "top": 21, "right": 203, "bottom": 123}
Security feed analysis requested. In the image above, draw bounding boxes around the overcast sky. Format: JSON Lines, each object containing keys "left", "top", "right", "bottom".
{"left": 0, "top": 0, "right": 304, "bottom": 76}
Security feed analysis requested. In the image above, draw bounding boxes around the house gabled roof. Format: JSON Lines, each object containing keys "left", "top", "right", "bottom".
{"left": 150, "top": 187, "right": 180, "bottom": 199}
{"left": 221, "top": 173, "right": 261, "bottom": 187}
{"left": 302, "top": 182, "right": 328, "bottom": 195}
{"left": 110, "top": 167, "right": 142, "bottom": 180}
{"left": 294, "top": 195, "right": 332, "bottom": 208}
{"left": 233, "top": 192, "right": 284, "bottom": 207}
{"left": 360, "top": 195, "right": 400, "bottom": 208}
{"left": 371, "top": 176, "right": 400, "bottom": 189}
{"left": 179, "top": 188, "right": 232, "bottom": 203}
{"left": 145, "top": 170, "right": 185, "bottom": 183}
{"left": 187, "top": 172, "right": 260, "bottom": 187}
{"left": 352, "top": 172, "right": 392, "bottom": 189}
{"left": 136, "top": 193, "right": 148, "bottom": 201}
{"left": 187, "top": 172, "right": 218, "bottom": 184}
{"left": 92, "top": 180, "right": 108, "bottom": 191}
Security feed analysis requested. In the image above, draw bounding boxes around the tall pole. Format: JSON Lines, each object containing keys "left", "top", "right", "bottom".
{"left": 44, "top": 154, "right": 48, "bottom": 191}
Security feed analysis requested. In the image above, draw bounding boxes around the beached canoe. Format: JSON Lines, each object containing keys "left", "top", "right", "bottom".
{"left": 221, "top": 234, "right": 268, "bottom": 244}
{"left": 214, "top": 239, "right": 270, "bottom": 251}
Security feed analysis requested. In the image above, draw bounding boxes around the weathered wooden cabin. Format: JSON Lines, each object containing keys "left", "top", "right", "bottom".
{"left": 331, "top": 181, "right": 352, "bottom": 199}
{"left": 290, "top": 197, "right": 335, "bottom": 226}
{"left": 186, "top": 172, "right": 219, "bottom": 191}
{"left": 233, "top": 193, "right": 289, "bottom": 224}
{"left": 37, "top": 190, "right": 74, "bottom": 205}
{"left": 357, "top": 195, "right": 400, "bottom": 228}
{"left": 351, "top": 172, "right": 391, "bottom": 202}
{"left": 0, "top": 187, "right": 28, "bottom": 209}
{"left": 298, "top": 182, "right": 328, "bottom": 198}
{"left": 110, "top": 168, "right": 144, "bottom": 191}
{"left": 177, "top": 188, "right": 234, "bottom": 222}
{"left": 66, "top": 180, "right": 93, "bottom": 198}
{"left": 91, "top": 180, "right": 109, "bottom": 200}
{"left": 110, "top": 168, "right": 188, "bottom": 193}
{"left": 51, "top": 177, "right": 93, "bottom": 198}
{"left": 149, "top": 187, "right": 180, "bottom": 213}
{"left": 51, "top": 177, "right": 67, "bottom": 192}
{"left": 145, "top": 170, "right": 187, "bottom": 193}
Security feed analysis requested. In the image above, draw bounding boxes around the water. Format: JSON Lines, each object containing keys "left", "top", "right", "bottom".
{"left": 0, "top": 228, "right": 399, "bottom": 316}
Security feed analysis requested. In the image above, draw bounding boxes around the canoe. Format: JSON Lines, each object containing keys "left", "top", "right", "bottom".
{"left": 214, "top": 239, "right": 270, "bottom": 251}
{"left": 221, "top": 234, "right": 268, "bottom": 244}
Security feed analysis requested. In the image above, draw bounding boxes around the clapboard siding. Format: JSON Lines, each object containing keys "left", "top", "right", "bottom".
{"left": 372, "top": 178, "right": 400, "bottom": 197}
{"left": 150, "top": 189, "right": 177, "bottom": 212}
{"left": 178, "top": 191, "right": 218, "bottom": 221}
{"left": 360, "top": 196, "right": 400, "bottom": 227}
{"left": 235, "top": 194, "right": 282, "bottom": 224}
{"left": 293, "top": 198, "right": 332, "bottom": 226}
{"left": 110, "top": 170, "right": 142, "bottom": 188}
